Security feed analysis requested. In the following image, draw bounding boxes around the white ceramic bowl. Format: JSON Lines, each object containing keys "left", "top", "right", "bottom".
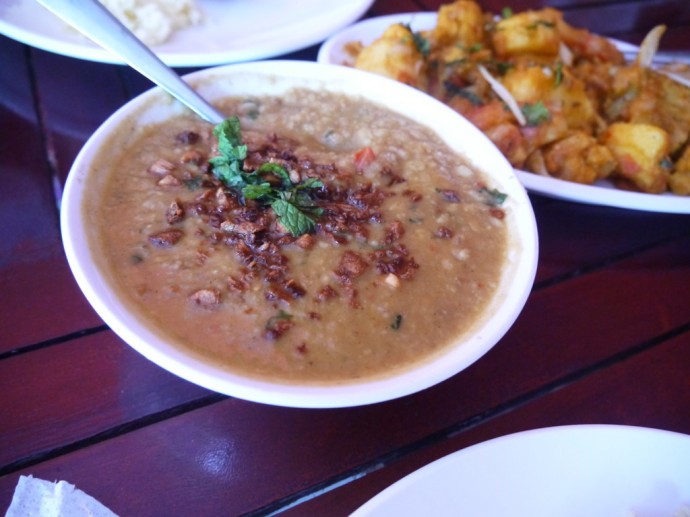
{"left": 61, "top": 60, "right": 538, "bottom": 408}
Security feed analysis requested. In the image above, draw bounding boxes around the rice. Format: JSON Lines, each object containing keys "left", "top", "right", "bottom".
{"left": 99, "top": 0, "right": 202, "bottom": 46}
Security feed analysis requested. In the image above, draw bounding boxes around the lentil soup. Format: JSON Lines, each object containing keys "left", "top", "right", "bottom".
{"left": 88, "top": 88, "right": 510, "bottom": 384}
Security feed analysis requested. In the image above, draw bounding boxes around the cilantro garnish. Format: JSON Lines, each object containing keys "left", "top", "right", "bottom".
{"left": 521, "top": 101, "right": 550, "bottom": 126}
{"left": 483, "top": 59, "right": 514, "bottom": 76}
{"left": 444, "top": 82, "right": 483, "bottom": 106}
{"left": 209, "top": 117, "right": 323, "bottom": 236}
{"left": 413, "top": 32, "right": 431, "bottom": 57}
{"left": 501, "top": 7, "right": 513, "bottom": 18}
{"left": 468, "top": 43, "right": 483, "bottom": 53}
{"left": 479, "top": 187, "right": 508, "bottom": 206}
{"left": 266, "top": 310, "right": 293, "bottom": 328}
{"left": 403, "top": 24, "right": 430, "bottom": 57}
{"left": 554, "top": 62, "right": 563, "bottom": 86}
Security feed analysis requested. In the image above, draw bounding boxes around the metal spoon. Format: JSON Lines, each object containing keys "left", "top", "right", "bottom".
{"left": 36, "top": 0, "right": 226, "bottom": 124}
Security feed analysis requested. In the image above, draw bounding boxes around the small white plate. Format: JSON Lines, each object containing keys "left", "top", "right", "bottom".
{"left": 318, "top": 13, "right": 690, "bottom": 214}
{"left": 0, "top": 0, "right": 374, "bottom": 66}
{"left": 353, "top": 425, "right": 690, "bottom": 516}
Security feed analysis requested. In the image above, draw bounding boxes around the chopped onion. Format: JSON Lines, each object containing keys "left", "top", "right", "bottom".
{"left": 559, "top": 42, "right": 574, "bottom": 67}
{"left": 637, "top": 25, "right": 666, "bottom": 68}
{"left": 477, "top": 65, "right": 526, "bottom": 126}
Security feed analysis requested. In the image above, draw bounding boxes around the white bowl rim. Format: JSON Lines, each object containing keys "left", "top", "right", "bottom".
{"left": 61, "top": 60, "right": 538, "bottom": 408}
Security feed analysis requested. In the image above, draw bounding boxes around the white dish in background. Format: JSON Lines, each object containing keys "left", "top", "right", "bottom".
{"left": 353, "top": 425, "right": 690, "bottom": 517}
{"left": 0, "top": 0, "right": 374, "bottom": 66}
{"left": 317, "top": 12, "right": 438, "bottom": 68}
{"left": 516, "top": 172, "right": 690, "bottom": 213}
{"left": 318, "top": 13, "right": 690, "bottom": 214}
{"left": 61, "top": 60, "right": 538, "bottom": 408}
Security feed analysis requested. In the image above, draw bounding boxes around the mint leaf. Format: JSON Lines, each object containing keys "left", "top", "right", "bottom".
{"left": 271, "top": 198, "right": 318, "bottom": 236}
{"left": 295, "top": 177, "right": 323, "bottom": 190}
{"left": 241, "top": 183, "right": 273, "bottom": 199}
{"left": 214, "top": 116, "right": 243, "bottom": 151}
{"left": 257, "top": 163, "right": 292, "bottom": 188}
{"left": 210, "top": 116, "right": 247, "bottom": 187}
{"left": 210, "top": 117, "right": 323, "bottom": 235}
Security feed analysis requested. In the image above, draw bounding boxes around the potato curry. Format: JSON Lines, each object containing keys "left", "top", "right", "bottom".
{"left": 350, "top": 0, "right": 690, "bottom": 195}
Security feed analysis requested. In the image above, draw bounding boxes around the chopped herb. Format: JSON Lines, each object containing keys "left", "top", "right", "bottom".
{"left": 267, "top": 310, "right": 292, "bottom": 326}
{"left": 497, "top": 61, "right": 514, "bottom": 75}
{"left": 554, "top": 62, "right": 563, "bottom": 86}
{"left": 265, "top": 310, "right": 294, "bottom": 340}
{"left": 479, "top": 187, "right": 508, "bottom": 206}
{"left": 445, "top": 57, "right": 469, "bottom": 67}
{"left": 390, "top": 314, "right": 403, "bottom": 330}
{"left": 483, "top": 59, "right": 514, "bottom": 76}
{"left": 469, "top": 43, "right": 483, "bottom": 53}
{"left": 522, "top": 101, "right": 550, "bottom": 126}
{"left": 443, "top": 82, "right": 483, "bottom": 105}
{"left": 501, "top": 6, "right": 513, "bottom": 18}
{"left": 209, "top": 116, "right": 323, "bottom": 236}
{"left": 403, "top": 24, "right": 430, "bottom": 57}
{"left": 209, "top": 117, "right": 249, "bottom": 190}
{"left": 413, "top": 31, "right": 431, "bottom": 57}
{"left": 323, "top": 129, "right": 338, "bottom": 146}
{"left": 183, "top": 176, "right": 203, "bottom": 191}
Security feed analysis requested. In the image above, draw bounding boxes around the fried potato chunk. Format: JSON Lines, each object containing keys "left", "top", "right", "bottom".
{"left": 492, "top": 10, "right": 560, "bottom": 58}
{"left": 355, "top": 24, "right": 427, "bottom": 90}
{"left": 624, "top": 70, "right": 690, "bottom": 154}
{"left": 551, "top": 71, "right": 603, "bottom": 134}
{"left": 501, "top": 65, "right": 555, "bottom": 104}
{"left": 602, "top": 122, "right": 671, "bottom": 193}
{"left": 669, "top": 145, "right": 690, "bottom": 195}
{"left": 350, "top": 2, "right": 689, "bottom": 195}
{"left": 542, "top": 131, "right": 616, "bottom": 184}
{"left": 432, "top": 0, "right": 485, "bottom": 48}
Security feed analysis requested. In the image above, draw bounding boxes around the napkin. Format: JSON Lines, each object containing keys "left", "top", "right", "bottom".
{"left": 5, "top": 475, "right": 117, "bottom": 517}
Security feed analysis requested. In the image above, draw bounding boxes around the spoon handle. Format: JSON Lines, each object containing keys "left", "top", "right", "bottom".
{"left": 36, "top": 0, "right": 226, "bottom": 124}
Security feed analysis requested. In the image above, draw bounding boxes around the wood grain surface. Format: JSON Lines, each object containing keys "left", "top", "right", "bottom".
{"left": 1, "top": 0, "right": 688, "bottom": 515}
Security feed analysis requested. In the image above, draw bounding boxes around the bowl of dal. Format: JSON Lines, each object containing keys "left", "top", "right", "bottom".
{"left": 61, "top": 60, "right": 538, "bottom": 408}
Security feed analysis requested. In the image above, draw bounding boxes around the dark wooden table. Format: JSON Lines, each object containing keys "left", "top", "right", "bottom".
{"left": 1, "top": 0, "right": 689, "bottom": 515}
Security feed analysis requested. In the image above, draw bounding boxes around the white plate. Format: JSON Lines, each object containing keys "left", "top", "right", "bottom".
{"left": 0, "top": 0, "right": 374, "bottom": 66}
{"left": 516, "top": 172, "right": 690, "bottom": 213}
{"left": 318, "top": 13, "right": 690, "bottom": 214}
{"left": 353, "top": 425, "right": 690, "bottom": 516}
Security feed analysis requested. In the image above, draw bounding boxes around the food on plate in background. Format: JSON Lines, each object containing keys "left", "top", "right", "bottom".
{"left": 98, "top": 0, "right": 202, "bottom": 45}
{"left": 88, "top": 89, "right": 511, "bottom": 382}
{"left": 349, "top": 0, "right": 690, "bottom": 195}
